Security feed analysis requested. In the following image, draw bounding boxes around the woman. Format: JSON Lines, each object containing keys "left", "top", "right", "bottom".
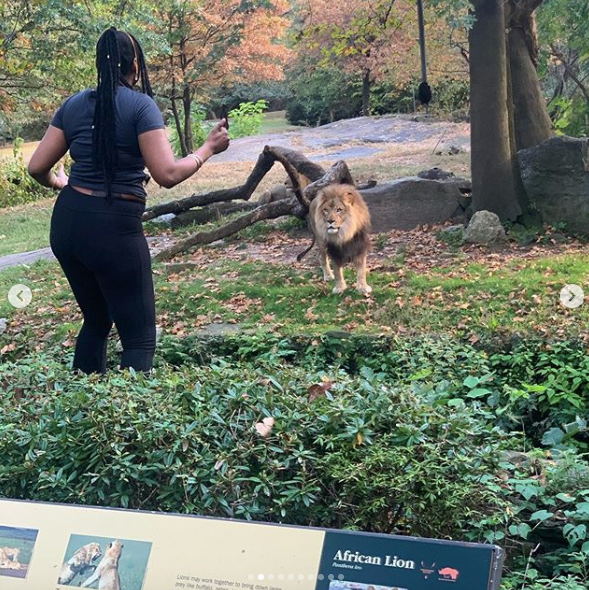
{"left": 28, "top": 27, "right": 230, "bottom": 374}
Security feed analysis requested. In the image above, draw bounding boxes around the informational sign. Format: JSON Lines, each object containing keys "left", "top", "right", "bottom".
{"left": 0, "top": 499, "right": 503, "bottom": 590}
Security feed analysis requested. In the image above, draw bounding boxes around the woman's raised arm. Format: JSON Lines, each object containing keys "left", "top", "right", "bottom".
{"left": 138, "top": 119, "right": 230, "bottom": 189}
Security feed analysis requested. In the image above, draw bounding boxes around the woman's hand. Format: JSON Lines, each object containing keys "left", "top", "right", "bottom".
{"left": 204, "top": 118, "right": 230, "bottom": 155}
{"left": 53, "top": 162, "right": 69, "bottom": 189}
{"left": 28, "top": 125, "right": 68, "bottom": 188}
{"left": 139, "top": 118, "right": 230, "bottom": 189}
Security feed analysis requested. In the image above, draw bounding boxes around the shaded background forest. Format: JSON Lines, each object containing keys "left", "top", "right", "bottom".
{"left": 1, "top": 0, "right": 587, "bottom": 146}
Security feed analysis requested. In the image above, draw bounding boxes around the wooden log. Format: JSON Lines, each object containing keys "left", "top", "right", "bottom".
{"left": 153, "top": 198, "right": 306, "bottom": 262}
{"left": 171, "top": 202, "right": 259, "bottom": 228}
{"left": 143, "top": 147, "right": 325, "bottom": 222}
{"left": 303, "top": 160, "right": 355, "bottom": 203}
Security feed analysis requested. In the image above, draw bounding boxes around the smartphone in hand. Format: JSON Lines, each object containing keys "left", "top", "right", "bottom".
{"left": 220, "top": 105, "right": 230, "bottom": 130}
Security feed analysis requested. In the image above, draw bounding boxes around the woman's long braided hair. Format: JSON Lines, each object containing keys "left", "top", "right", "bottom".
{"left": 93, "top": 27, "right": 153, "bottom": 197}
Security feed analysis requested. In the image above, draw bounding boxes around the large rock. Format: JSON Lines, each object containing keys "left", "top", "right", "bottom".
{"left": 360, "top": 177, "right": 471, "bottom": 232}
{"left": 464, "top": 211, "right": 506, "bottom": 244}
{"left": 518, "top": 136, "right": 589, "bottom": 235}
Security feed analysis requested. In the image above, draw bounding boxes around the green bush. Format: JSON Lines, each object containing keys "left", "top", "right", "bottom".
{"left": 286, "top": 61, "right": 361, "bottom": 126}
{"left": 158, "top": 334, "right": 589, "bottom": 436}
{"left": 3, "top": 333, "right": 589, "bottom": 587}
{"left": 209, "top": 81, "right": 292, "bottom": 114}
{"left": 0, "top": 138, "right": 52, "bottom": 207}
{"left": 0, "top": 355, "right": 510, "bottom": 535}
{"left": 228, "top": 100, "right": 268, "bottom": 139}
{"left": 551, "top": 96, "right": 589, "bottom": 138}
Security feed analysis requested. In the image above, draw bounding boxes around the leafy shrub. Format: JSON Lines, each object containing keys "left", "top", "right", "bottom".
{"left": 551, "top": 96, "right": 589, "bottom": 138}
{"left": 0, "top": 355, "right": 510, "bottom": 538}
{"left": 286, "top": 61, "right": 361, "bottom": 126}
{"left": 0, "top": 138, "right": 52, "bottom": 207}
{"left": 228, "top": 100, "right": 268, "bottom": 139}
{"left": 2, "top": 335, "right": 589, "bottom": 587}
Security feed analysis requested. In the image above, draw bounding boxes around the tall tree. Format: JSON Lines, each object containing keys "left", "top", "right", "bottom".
{"left": 506, "top": 0, "right": 553, "bottom": 150}
{"left": 296, "top": 0, "right": 412, "bottom": 116}
{"left": 150, "top": 0, "right": 291, "bottom": 155}
{"left": 538, "top": 0, "right": 589, "bottom": 136}
{"left": 469, "top": 0, "right": 522, "bottom": 220}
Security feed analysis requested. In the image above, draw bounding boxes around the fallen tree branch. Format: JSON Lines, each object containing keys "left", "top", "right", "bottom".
{"left": 153, "top": 198, "right": 306, "bottom": 262}
{"left": 303, "top": 160, "right": 355, "bottom": 203}
{"left": 263, "top": 146, "right": 325, "bottom": 209}
{"left": 148, "top": 148, "right": 367, "bottom": 261}
{"left": 143, "top": 146, "right": 326, "bottom": 222}
{"left": 171, "top": 202, "right": 259, "bottom": 228}
{"left": 143, "top": 151, "right": 275, "bottom": 222}
{"left": 550, "top": 44, "right": 589, "bottom": 105}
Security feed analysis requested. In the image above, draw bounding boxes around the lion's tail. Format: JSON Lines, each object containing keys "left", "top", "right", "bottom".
{"left": 296, "top": 236, "right": 315, "bottom": 262}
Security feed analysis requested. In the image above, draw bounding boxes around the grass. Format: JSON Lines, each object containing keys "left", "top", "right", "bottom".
{"left": 2, "top": 227, "right": 589, "bottom": 362}
{"left": 258, "top": 110, "right": 298, "bottom": 134}
{"left": 0, "top": 199, "right": 54, "bottom": 256}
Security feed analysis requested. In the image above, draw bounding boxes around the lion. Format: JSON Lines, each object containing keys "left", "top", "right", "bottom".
{"left": 81, "top": 540, "right": 123, "bottom": 590}
{"left": 0, "top": 546, "right": 23, "bottom": 570}
{"left": 58, "top": 542, "right": 102, "bottom": 584}
{"left": 3, "top": 560, "right": 24, "bottom": 570}
{"left": 1, "top": 547, "right": 20, "bottom": 563}
{"left": 298, "top": 184, "right": 372, "bottom": 294}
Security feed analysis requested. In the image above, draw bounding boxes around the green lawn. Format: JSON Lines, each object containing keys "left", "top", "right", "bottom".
{"left": 258, "top": 110, "right": 299, "bottom": 134}
{"left": 0, "top": 200, "right": 54, "bottom": 256}
{"left": 1, "top": 222, "right": 588, "bottom": 362}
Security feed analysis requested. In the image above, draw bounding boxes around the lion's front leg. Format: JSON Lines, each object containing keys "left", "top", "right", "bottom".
{"left": 332, "top": 262, "right": 347, "bottom": 294}
{"left": 318, "top": 242, "right": 334, "bottom": 281}
{"left": 355, "top": 254, "right": 372, "bottom": 295}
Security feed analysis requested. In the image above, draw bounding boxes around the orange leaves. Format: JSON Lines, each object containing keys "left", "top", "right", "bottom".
{"left": 295, "top": 0, "right": 463, "bottom": 86}
{"left": 150, "top": 0, "right": 293, "bottom": 91}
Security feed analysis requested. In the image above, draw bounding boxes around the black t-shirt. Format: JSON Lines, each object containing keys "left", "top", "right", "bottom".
{"left": 51, "top": 86, "right": 164, "bottom": 199}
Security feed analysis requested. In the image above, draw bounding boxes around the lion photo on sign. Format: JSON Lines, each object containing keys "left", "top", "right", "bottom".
{"left": 298, "top": 184, "right": 372, "bottom": 295}
{"left": 58, "top": 542, "right": 102, "bottom": 584}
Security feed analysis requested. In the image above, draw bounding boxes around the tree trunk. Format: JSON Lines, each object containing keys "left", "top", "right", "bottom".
{"left": 182, "top": 84, "right": 193, "bottom": 154}
{"left": 469, "top": 0, "right": 521, "bottom": 220}
{"left": 505, "top": 18, "right": 531, "bottom": 214}
{"left": 170, "top": 64, "right": 188, "bottom": 157}
{"left": 416, "top": 0, "right": 428, "bottom": 83}
{"left": 507, "top": 0, "right": 553, "bottom": 150}
{"left": 171, "top": 97, "right": 187, "bottom": 156}
{"left": 362, "top": 68, "right": 371, "bottom": 116}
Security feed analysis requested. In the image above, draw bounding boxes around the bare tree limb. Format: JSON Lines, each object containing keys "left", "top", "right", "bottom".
{"left": 153, "top": 198, "right": 306, "bottom": 261}
{"left": 147, "top": 149, "right": 364, "bottom": 261}
{"left": 143, "top": 146, "right": 326, "bottom": 222}
{"left": 143, "top": 150, "right": 275, "bottom": 222}
{"left": 303, "top": 160, "right": 355, "bottom": 203}
{"left": 550, "top": 44, "right": 589, "bottom": 105}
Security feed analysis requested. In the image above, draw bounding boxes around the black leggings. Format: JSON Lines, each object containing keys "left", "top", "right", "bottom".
{"left": 50, "top": 185, "right": 156, "bottom": 374}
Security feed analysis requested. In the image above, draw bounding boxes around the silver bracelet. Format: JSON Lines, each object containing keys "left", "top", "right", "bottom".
{"left": 187, "top": 153, "right": 204, "bottom": 169}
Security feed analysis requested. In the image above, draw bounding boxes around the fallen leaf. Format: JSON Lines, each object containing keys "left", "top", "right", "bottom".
{"left": 255, "top": 416, "right": 275, "bottom": 438}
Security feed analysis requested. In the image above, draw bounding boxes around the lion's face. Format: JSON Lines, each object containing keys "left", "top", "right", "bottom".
{"left": 3, "top": 547, "right": 20, "bottom": 561}
{"left": 314, "top": 184, "right": 370, "bottom": 243}
{"left": 105, "top": 540, "right": 123, "bottom": 562}
{"left": 317, "top": 186, "right": 355, "bottom": 236}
